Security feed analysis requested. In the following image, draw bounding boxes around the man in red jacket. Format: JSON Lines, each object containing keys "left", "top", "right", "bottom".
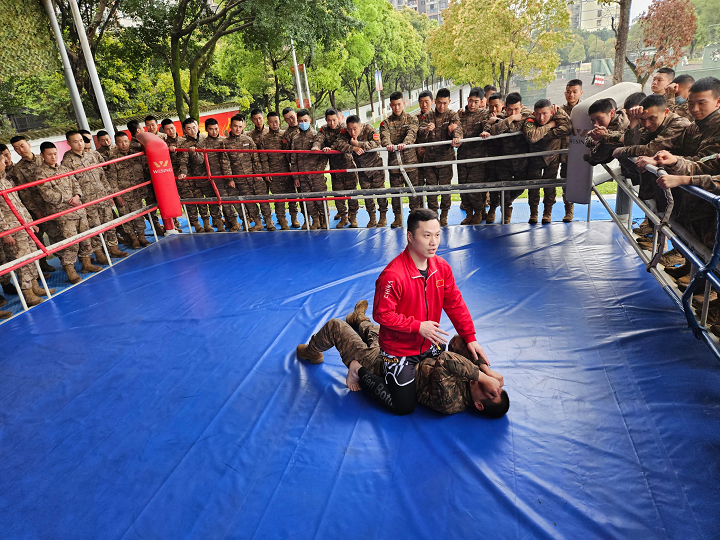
{"left": 297, "top": 209, "right": 497, "bottom": 415}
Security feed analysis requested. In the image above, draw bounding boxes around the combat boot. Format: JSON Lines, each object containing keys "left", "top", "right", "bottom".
{"left": 660, "top": 249, "right": 684, "bottom": 267}
{"left": 346, "top": 299, "right": 369, "bottom": 329}
{"left": 109, "top": 245, "right": 128, "bottom": 258}
{"left": 460, "top": 209, "right": 474, "bottom": 225}
{"left": 137, "top": 233, "right": 151, "bottom": 247}
{"left": 469, "top": 211, "right": 484, "bottom": 225}
{"left": 21, "top": 288, "right": 43, "bottom": 307}
{"left": 378, "top": 211, "right": 388, "bottom": 227}
{"left": 63, "top": 264, "right": 82, "bottom": 284}
{"left": 296, "top": 343, "right": 324, "bottom": 364}
{"left": 0, "top": 310, "right": 11, "bottom": 319}
{"left": 39, "top": 257, "right": 56, "bottom": 273}
{"left": 31, "top": 280, "right": 55, "bottom": 297}
{"left": 529, "top": 206, "right": 539, "bottom": 224}
{"left": 191, "top": 220, "right": 203, "bottom": 233}
{"left": 666, "top": 260, "right": 691, "bottom": 279}
{"left": 348, "top": 212, "right": 359, "bottom": 228}
{"left": 633, "top": 217, "right": 653, "bottom": 236}
{"left": 151, "top": 214, "right": 165, "bottom": 236}
{"left": 541, "top": 205, "right": 553, "bottom": 224}
{"left": 250, "top": 222, "right": 264, "bottom": 232}
{"left": 336, "top": 216, "right": 349, "bottom": 229}
{"left": 265, "top": 220, "right": 277, "bottom": 232}
{"left": 215, "top": 219, "right": 227, "bottom": 232}
{"left": 562, "top": 202, "right": 574, "bottom": 223}
{"left": 367, "top": 212, "right": 377, "bottom": 228}
{"left": 203, "top": 218, "right": 214, "bottom": 233}
{"left": 126, "top": 231, "right": 141, "bottom": 250}
{"left": 93, "top": 249, "right": 110, "bottom": 266}
{"left": 485, "top": 206, "right": 498, "bottom": 224}
{"left": 228, "top": 217, "right": 242, "bottom": 232}
{"left": 480, "top": 206, "right": 488, "bottom": 222}
{"left": 503, "top": 207, "right": 513, "bottom": 225}
{"left": 290, "top": 212, "right": 301, "bottom": 228}
{"left": 80, "top": 257, "right": 102, "bottom": 274}
{"left": 636, "top": 237, "right": 653, "bottom": 251}
{"left": 390, "top": 214, "right": 403, "bottom": 228}
{"left": 439, "top": 209, "right": 449, "bottom": 226}
{"left": 277, "top": 213, "right": 290, "bottom": 231}
{"left": 310, "top": 216, "right": 321, "bottom": 230}
{"left": 173, "top": 218, "right": 182, "bottom": 232}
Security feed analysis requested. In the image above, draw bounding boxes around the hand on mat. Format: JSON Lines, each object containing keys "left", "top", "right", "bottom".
{"left": 419, "top": 321, "right": 449, "bottom": 345}
{"left": 479, "top": 373, "right": 502, "bottom": 399}
{"left": 466, "top": 340, "right": 490, "bottom": 366}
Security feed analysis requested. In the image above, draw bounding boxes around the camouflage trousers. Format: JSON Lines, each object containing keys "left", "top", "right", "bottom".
{"left": 177, "top": 179, "right": 209, "bottom": 225}
{"left": 230, "top": 178, "right": 272, "bottom": 224}
{"left": 491, "top": 162, "right": 527, "bottom": 208}
{"left": 330, "top": 172, "right": 360, "bottom": 216}
{"left": 118, "top": 189, "right": 148, "bottom": 235}
{"left": 299, "top": 175, "right": 328, "bottom": 218}
{"left": 527, "top": 159, "right": 563, "bottom": 208}
{"left": 425, "top": 165, "right": 453, "bottom": 211}
{"left": 307, "top": 318, "right": 383, "bottom": 376}
{"left": 359, "top": 171, "right": 388, "bottom": 215}
{"left": 389, "top": 169, "right": 422, "bottom": 217}
{"left": 195, "top": 179, "right": 223, "bottom": 221}
{"left": 56, "top": 212, "right": 93, "bottom": 266}
{"left": 269, "top": 176, "right": 299, "bottom": 218}
{"left": 2, "top": 229, "right": 39, "bottom": 290}
{"left": 456, "top": 163, "right": 487, "bottom": 212}
{"left": 86, "top": 201, "right": 119, "bottom": 249}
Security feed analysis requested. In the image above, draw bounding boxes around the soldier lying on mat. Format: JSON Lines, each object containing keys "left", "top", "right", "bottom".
{"left": 297, "top": 300, "right": 509, "bottom": 418}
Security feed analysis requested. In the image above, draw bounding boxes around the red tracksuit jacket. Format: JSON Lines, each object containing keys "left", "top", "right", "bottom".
{"left": 372, "top": 247, "right": 477, "bottom": 357}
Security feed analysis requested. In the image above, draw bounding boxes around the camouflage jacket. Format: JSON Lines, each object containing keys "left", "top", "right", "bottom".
{"left": 0, "top": 172, "right": 32, "bottom": 231}
{"left": 105, "top": 146, "right": 146, "bottom": 191}
{"left": 665, "top": 88, "right": 694, "bottom": 122}
{"left": 380, "top": 111, "right": 419, "bottom": 166}
{"left": 457, "top": 108, "right": 491, "bottom": 160}
{"left": 615, "top": 112, "right": 692, "bottom": 159}
{"left": 414, "top": 109, "right": 432, "bottom": 162}
{"left": 35, "top": 162, "right": 84, "bottom": 217}
{"left": 258, "top": 129, "right": 291, "bottom": 175}
{"left": 312, "top": 123, "right": 356, "bottom": 169}
{"left": 490, "top": 107, "right": 533, "bottom": 171}
{"left": 664, "top": 108, "right": 720, "bottom": 177}
{"left": 689, "top": 170, "right": 720, "bottom": 196}
{"left": 195, "top": 135, "right": 232, "bottom": 181}
{"left": 8, "top": 154, "right": 46, "bottom": 217}
{"left": 247, "top": 126, "right": 269, "bottom": 149}
{"left": 583, "top": 110, "right": 631, "bottom": 166}
{"left": 177, "top": 133, "right": 207, "bottom": 178}
{"left": 560, "top": 101, "right": 580, "bottom": 163}
{"left": 416, "top": 351, "right": 482, "bottom": 415}
{"left": 524, "top": 108, "right": 572, "bottom": 165}
{"left": 332, "top": 123, "right": 383, "bottom": 169}
{"left": 164, "top": 134, "right": 183, "bottom": 176}
{"left": 224, "top": 133, "right": 262, "bottom": 183}
{"left": 61, "top": 149, "right": 113, "bottom": 204}
{"left": 422, "top": 108, "right": 463, "bottom": 163}
{"left": 97, "top": 144, "right": 115, "bottom": 160}
{"left": 290, "top": 128, "right": 327, "bottom": 182}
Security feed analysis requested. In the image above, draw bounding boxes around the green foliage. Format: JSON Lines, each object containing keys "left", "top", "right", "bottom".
{"left": 691, "top": 0, "right": 720, "bottom": 49}
{"left": 0, "top": 1, "right": 58, "bottom": 80}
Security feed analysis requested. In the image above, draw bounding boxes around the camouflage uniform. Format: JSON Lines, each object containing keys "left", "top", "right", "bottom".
{"left": 9, "top": 155, "right": 65, "bottom": 253}
{"left": 195, "top": 134, "right": 236, "bottom": 228}
{"left": 333, "top": 124, "right": 388, "bottom": 220}
{"left": 380, "top": 111, "right": 422, "bottom": 220}
{"left": 61, "top": 150, "right": 119, "bottom": 249}
{"left": 665, "top": 88, "right": 694, "bottom": 122}
{"left": 35, "top": 162, "right": 93, "bottom": 266}
{"left": 559, "top": 101, "right": 579, "bottom": 177}
{"left": 259, "top": 128, "right": 298, "bottom": 224}
{"left": 183, "top": 134, "right": 224, "bottom": 226}
{"left": 178, "top": 133, "right": 219, "bottom": 226}
{"left": 290, "top": 127, "right": 328, "bottom": 225}
{"left": 129, "top": 138, "right": 161, "bottom": 230}
{"left": 97, "top": 144, "right": 115, "bottom": 160}
{"left": 422, "top": 108, "right": 463, "bottom": 213}
{"left": 247, "top": 126, "right": 269, "bottom": 149}
{"left": 490, "top": 108, "right": 533, "bottom": 210}
{"left": 167, "top": 133, "right": 207, "bottom": 228}
{"left": 583, "top": 109, "right": 630, "bottom": 166}
{"left": 0, "top": 172, "right": 39, "bottom": 290}
{"left": 524, "top": 108, "right": 572, "bottom": 212}
{"left": 105, "top": 146, "right": 149, "bottom": 236}
{"left": 414, "top": 110, "right": 431, "bottom": 201}
{"left": 313, "top": 124, "right": 359, "bottom": 220}
{"left": 225, "top": 132, "right": 273, "bottom": 229}
{"left": 457, "top": 108, "right": 491, "bottom": 214}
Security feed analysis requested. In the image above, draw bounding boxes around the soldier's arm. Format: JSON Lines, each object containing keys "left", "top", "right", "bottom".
{"left": 311, "top": 129, "right": 326, "bottom": 151}
{"left": 178, "top": 144, "right": 189, "bottom": 176}
{"left": 550, "top": 111, "right": 572, "bottom": 137}
{"left": 402, "top": 115, "right": 418, "bottom": 145}
{"left": 490, "top": 116, "right": 512, "bottom": 135}
{"left": 523, "top": 118, "right": 552, "bottom": 143}
{"left": 105, "top": 163, "right": 120, "bottom": 193}
{"left": 416, "top": 357, "right": 473, "bottom": 415}
{"left": 360, "top": 126, "right": 381, "bottom": 150}
{"left": 379, "top": 120, "right": 391, "bottom": 146}
{"left": 449, "top": 111, "right": 463, "bottom": 139}
{"left": 690, "top": 174, "right": 720, "bottom": 196}
{"left": 436, "top": 352, "right": 481, "bottom": 381}
{"left": 667, "top": 154, "right": 720, "bottom": 176}
{"left": 332, "top": 135, "right": 354, "bottom": 153}
{"left": 36, "top": 173, "right": 64, "bottom": 206}
{"left": 71, "top": 175, "right": 83, "bottom": 200}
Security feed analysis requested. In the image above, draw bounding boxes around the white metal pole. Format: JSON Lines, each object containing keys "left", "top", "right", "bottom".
{"left": 302, "top": 64, "right": 312, "bottom": 109}
{"left": 68, "top": 0, "right": 115, "bottom": 139}
{"left": 290, "top": 38, "right": 304, "bottom": 109}
{"left": 42, "top": 0, "right": 90, "bottom": 132}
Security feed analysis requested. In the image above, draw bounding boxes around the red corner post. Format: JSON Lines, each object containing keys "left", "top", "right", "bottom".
{"left": 135, "top": 132, "right": 182, "bottom": 231}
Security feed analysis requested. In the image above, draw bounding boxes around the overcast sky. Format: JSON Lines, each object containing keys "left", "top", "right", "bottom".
{"left": 629, "top": 0, "right": 653, "bottom": 23}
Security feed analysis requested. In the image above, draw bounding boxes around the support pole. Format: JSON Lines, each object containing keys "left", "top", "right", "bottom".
{"left": 42, "top": 0, "right": 90, "bottom": 132}
{"left": 68, "top": 0, "right": 115, "bottom": 140}
{"left": 290, "top": 38, "right": 304, "bottom": 108}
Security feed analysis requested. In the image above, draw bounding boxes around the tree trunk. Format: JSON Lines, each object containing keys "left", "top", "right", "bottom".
{"left": 612, "top": 0, "right": 631, "bottom": 85}
{"left": 189, "top": 65, "right": 200, "bottom": 120}
{"left": 329, "top": 90, "right": 337, "bottom": 109}
{"left": 504, "top": 69, "right": 512, "bottom": 97}
{"left": 171, "top": 39, "right": 187, "bottom": 121}
{"left": 365, "top": 71, "right": 375, "bottom": 113}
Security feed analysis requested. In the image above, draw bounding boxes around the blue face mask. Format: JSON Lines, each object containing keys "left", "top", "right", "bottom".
{"left": 299, "top": 121, "right": 310, "bottom": 131}
{"left": 676, "top": 96, "right": 687, "bottom": 105}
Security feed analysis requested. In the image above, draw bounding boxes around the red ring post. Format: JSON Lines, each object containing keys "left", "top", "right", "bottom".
{"left": 136, "top": 132, "right": 182, "bottom": 230}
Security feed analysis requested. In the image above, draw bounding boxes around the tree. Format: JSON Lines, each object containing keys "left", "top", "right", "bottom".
{"left": 0, "top": 1, "right": 58, "bottom": 80}
{"left": 604, "top": 0, "right": 632, "bottom": 84}
{"left": 569, "top": 42, "right": 586, "bottom": 63}
{"left": 690, "top": 0, "right": 720, "bottom": 55}
{"left": 625, "top": 0, "right": 697, "bottom": 86}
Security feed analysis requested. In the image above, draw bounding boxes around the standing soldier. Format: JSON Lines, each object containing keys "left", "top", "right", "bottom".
{"left": 523, "top": 99, "right": 572, "bottom": 224}
{"left": 421, "top": 88, "right": 463, "bottom": 226}
{"left": 415, "top": 90, "right": 434, "bottom": 204}
{"left": 9, "top": 135, "right": 62, "bottom": 273}
{"left": 106, "top": 133, "right": 152, "bottom": 248}
{"left": 313, "top": 108, "right": 359, "bottom": 228}
{"left": 559, "top": 79, "right": 583, "bottom": 222}
{"left": 145, "top": 115, "right": 166, "bottom": 141}
{"left": 178, "top": 118, "right": 219, "bottom": 232}
{"left": 290, "top": 109, "right": 328, "bottom": 229}
{"left": 457, "top": 87, "right": 491, "bottom": 225}
{"left": 96, "top": 131, "right": 115, "bottom": 159}
{"left": 62, "top": 131, "right": 127, "bottom": 263}
{"left": 262, "top": 111, "right": 301, "bottom": 229}
{"left": 488, "top": 93, "right": 533, "bottom": 224}
{"left": 282, "top": 107, "right": 300, "bottom": 141}
{"left": 481, "top": 93, "right": 505, "bottom": 223}
{"left": 35, "top": 142, "right": 100, "bottom": 283}
{"left": 225, "top": 114, "right": 275, "bottom": 231}
{"left": 195, "top": 118, "right": 238, "bottom": 231}
{"left": 380, "top": 91, "right": 422, "bottom": 228}
{"left": 127, "top": 120, "right": 165, "bottom": 235}
{"left": 0, "top": 156, "right": 55, "bottom": 310}
{"left": 248, "top": 109, "right": 269, "bottom": 149}
{"left": 333, "top": 115, "right": 388, "bottom": 227}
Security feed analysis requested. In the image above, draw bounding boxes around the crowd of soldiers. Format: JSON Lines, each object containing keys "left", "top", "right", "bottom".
{"left": 1, "top": 69, "right": 719, "bottom": 325}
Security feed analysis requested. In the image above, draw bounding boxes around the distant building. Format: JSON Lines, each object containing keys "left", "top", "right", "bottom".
{"left": 568, "top": 0, "right": 619, "bottom": 31}
{"left": 389, "top": 0, "right": 446, "bottom": 24}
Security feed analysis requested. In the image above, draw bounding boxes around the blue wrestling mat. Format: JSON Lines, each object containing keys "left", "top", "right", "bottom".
{"left": 1, "top": 222, "right": 719, "bottom": 539}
